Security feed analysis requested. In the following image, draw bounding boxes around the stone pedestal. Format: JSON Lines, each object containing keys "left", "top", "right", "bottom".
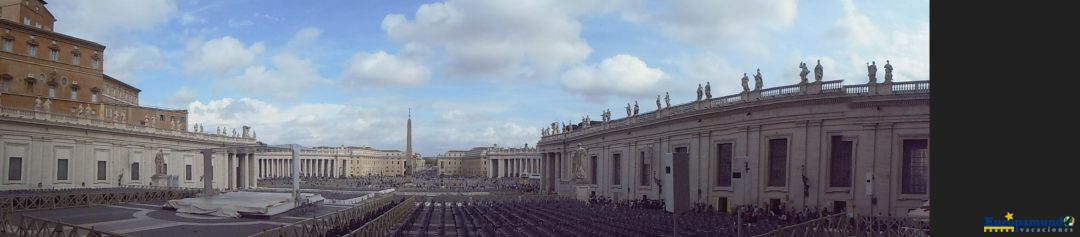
{"left": 151, "top": 174, "right": 169, "bottom": 187}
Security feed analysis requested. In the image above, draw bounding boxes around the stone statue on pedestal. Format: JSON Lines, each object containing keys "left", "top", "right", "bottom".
{"left": 43, "top": 99, "right": 51, "bottom": 112}
{"left": 665, "top": 92, "right": 671, "bottom": 108}
{"left": 153, "top": 150, "right": 166, "bottom": 179}
{"left": 625, "top": 103, "right": 631, "bottom": 116}
{"left": 633, "top": 101, "right": 639, "bottom": 115}
{"left": 799, "top": 62, "right": 810, "bottom": 84}
{"left": 572, "top": 143, "right": 587, "bottom": 181}
{"left": 814, "top": 60, "right": 824, "bottom": 82}
{"left": 656, "top": 95, "right": 661, "bottom": 110}
{"left": 696, "top": 84, "right": 703, "bottom": 101}
{"left": 34, "top": 97, "right": 42, "bottom": 111}
{"left": 885, "top": 59, "right": 894, "bottom": 82}
{"left": 705, "top": 82, "right": 712, "bottom": 99}
{"left": 867, "top": 61, "right": 878, "bottom": 83}
{"left": 754, "top": 69, "right": 763, "bottom": 91}
{"left": 742, "top": 73, "right": 750, "bottom": 92}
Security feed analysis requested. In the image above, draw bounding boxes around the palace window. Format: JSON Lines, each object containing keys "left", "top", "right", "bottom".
{"left": 131, "top": 162, "right": 140, "bottom": 180}
{"left": 91, "top": 91, "right": 98, "bottom": 103}
{"left": 186, "top": 165, "right": 193, "bottom": 180}
{"left": 56, "top": 159, "right": 69, "bottom": 180}
{"left": 768, "top": 138, "right": 788, "bottom": 187}
{"left": 97, "top": 161, "right": 107, "bottom": 180}
{"left": 8, "top": 157, "right": 22, "bottom": 181}
{"left": 48, "top": 84, "right": 56, "bottom": 98}
{"left": 829, "top": 136, "right": 854, "bottom": 187}
{"left": 716, "top": 143, "right": 733, "bottom": 187}
{"left": 3, "top": 38, "right": 11, "bottom": 52}
{"left": 70, "top": 88, "right": 77, "bottom": 100}
{"left": 27, "top": 44, "right": 36, "bottom": 57}
{"left": 92, "top": 58, "right": 100, "bottom": 69}
{"left": 612, "top": 153, "right": 621, "bottom": 185}
{"left": 72, "top": 54, "right": 80, "bottom": 65}
{"left": 23, "top": 17, "right": 30, "bottom": 25}
{"left": 902, "top": 139, "right": 929, "bottom": 194}
{"left": 1, "top": 77, "right": 9, "bottom": 92}
{"left": 49, "top": 48, "right": 58, "bottom": 61}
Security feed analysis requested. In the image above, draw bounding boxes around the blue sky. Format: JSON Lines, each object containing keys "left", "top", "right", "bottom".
{"left": 47, "top": 0, "right": 928, "bottom": 156}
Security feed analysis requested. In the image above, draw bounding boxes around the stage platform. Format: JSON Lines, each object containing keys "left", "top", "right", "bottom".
{"left": 163, "top": 191, "right": 325, "bottom": 218}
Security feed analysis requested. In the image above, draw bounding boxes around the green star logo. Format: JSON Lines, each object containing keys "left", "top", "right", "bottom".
{"left": 1065, "top": 216, "right": 1075, "bottom": 227}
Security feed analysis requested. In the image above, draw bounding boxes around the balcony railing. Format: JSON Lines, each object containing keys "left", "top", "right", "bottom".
{"left": 892, "top": 80, "right": 930, "bottom": 93}
{"left": 843, "top": 85, "right": 870, "bottom": 94}
{"left": 540, "top": 80, "right": 930, "bottom": 143}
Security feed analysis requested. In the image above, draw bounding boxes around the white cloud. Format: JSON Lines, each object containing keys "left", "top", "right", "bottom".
{"left": 188, "top": 97, "right": 539, "bottom": 156}
{"left": 184, "top": 36, "right": 265, "bottom": 75}
{"left": 674, "top": 53, "right": 743, "bottom": 96}
{"left": 104, "top": 45, "right": 164, "bottom": 84}
{"left": 829, "top": 0, "right": 885, "bottom": 48}
{"left": 822, "top": 0, "right": 929, "bottom": 83}
{"left": 381, "top": 0, "right": 593, "bottom": 80}
{"left": 652, "top": 0, "right": 798, "bottom": 51}
{"left": 341, "top": 51, "right": 430, "bottom": 87}
{"left": 49, "top": 0, "right": 177, "bottom": 42}
{"left": 561, "top": 54, "right": 669, "bottom": 100}
{"left": 225, "top": 53, "right": 325, "bottom": 100}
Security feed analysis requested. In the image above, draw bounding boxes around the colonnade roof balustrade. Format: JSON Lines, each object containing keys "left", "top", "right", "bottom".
{"left": 0, "top": 105, "right": 257, "bottom": 144}
{"left": 538, "top": 79, "right": 929, "bottom": 145}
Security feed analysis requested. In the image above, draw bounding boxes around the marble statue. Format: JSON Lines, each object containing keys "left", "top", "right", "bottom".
{"left": 867, "top": 61, "right": 877, "bottom": 83}
{"left": 705, "top": 82, "right": 712, "bottom": 99}
{"left": 232, "top": 128, "right": 237, "bottom": 137}
{"left": 633, "top": 101, "right": 639, "bottom": 115}
{"left": 814, "top": 60, "right": 823, "bottom": 82}
{"left": 154, "top": 151, "right": 165, "bottom": 176}
{"left": 656, "top": 95, "right": 661, "bottom": 110}
{"left": 217, "top": 127, "right": 221, "bottom": 135}
{"left": 34, "top": 97, "right": 42, "bottom": 111}
{"left": 572, "top": 143, "right": 587, "bottom": 181}
{"left": 754, "top": 69, "right": 763, "bottom": 91}
{"left": 696, "top": 84, "right": 703, "bottom": 101}
{"left": 799, "top": 62, "right": 810, "bottom": 84}
{"left": 885, "top": 59, "right": 894, "bottom": 82}
{"left": 253, "top": 131, "right": 256, "bottom": 139}
{"left": 742, "top": 73, "right": 750, "bottom": 92}
{"left": 625, "top": 103, "right": 632, "bottom": 116}
{"left": 665, "top": 92, "right": 671, "bottom": 108}
{"left": 43, "top": 99, "right": 51, "bottom": 112}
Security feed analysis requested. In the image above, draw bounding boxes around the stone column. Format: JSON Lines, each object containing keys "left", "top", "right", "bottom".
{"left": 248, "top": 153, "right": 256, "bottom": 188}
{"left": 200, "top": 150, "right": 217, "bottom": 196}
{"left": 227, "top": 153, "right": 235, "bottom": 190}
{"left": 237, "top": 154, "right": 245, "bottom": 188}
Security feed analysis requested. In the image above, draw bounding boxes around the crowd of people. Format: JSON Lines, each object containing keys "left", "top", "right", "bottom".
{"left": 257, "top": 169, "right": 541, "bottom": 193}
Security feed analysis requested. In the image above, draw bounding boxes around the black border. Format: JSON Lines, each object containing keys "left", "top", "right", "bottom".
{"left": 932, "top": 1, "right": 1080, "bottom": 236}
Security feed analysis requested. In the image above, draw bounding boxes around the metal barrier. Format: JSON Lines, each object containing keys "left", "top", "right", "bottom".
{"left": 15, "top": 215, "right": 128, "bottom": 237}
{"left": 752, "top": 213, "right": 930, "bottom": 237}
{"left": 0, "top": 187, "right": 200, "bottom": 234}
{"left": 249, "top": 194, "right": 402, "bottom": 237}
{"left": 347, "top": 196, "right": 416, "bottom": 237}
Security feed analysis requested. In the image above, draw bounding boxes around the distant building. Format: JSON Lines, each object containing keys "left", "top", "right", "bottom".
{"left": 437, "top": 146, "right": 540, "bottom": 178}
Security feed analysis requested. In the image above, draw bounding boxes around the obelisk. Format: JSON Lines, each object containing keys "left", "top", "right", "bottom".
{"left": 405, "top": 108, "right": 414, "bottom": 183}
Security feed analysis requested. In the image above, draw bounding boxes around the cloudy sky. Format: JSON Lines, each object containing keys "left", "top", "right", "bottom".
{"left": 48, "top": 0, "right": 928, "bottom": 157}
